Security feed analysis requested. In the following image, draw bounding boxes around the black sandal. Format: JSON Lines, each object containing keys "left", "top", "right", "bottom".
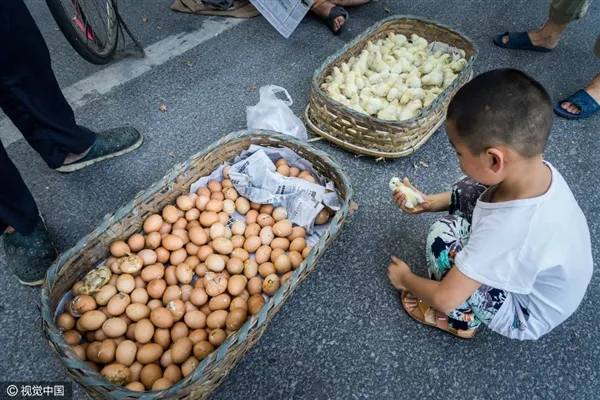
{"left": 327, "top": 6, "right": 348, "bottom": 35}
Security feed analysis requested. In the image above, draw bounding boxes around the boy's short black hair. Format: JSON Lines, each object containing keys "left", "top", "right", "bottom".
{"left": 446, "top": 69, "right": 553, "bottom": 158}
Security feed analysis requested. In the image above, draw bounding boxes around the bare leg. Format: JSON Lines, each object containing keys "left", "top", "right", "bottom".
{"left": 311, "top": 0, "right": 345, "bottom": 33}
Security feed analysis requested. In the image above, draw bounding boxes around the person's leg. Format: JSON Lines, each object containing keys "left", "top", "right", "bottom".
{"left": 448, "top": 177, "right": 488, "bottom": 223}
{"left": 310, "top": 0, "right": 370, "bottom": 34}
{"left": 0, "top": 0, "right": 96, "bottom": 169}
{"left": 498, "top": 0, "right": 590, "bottom": 50}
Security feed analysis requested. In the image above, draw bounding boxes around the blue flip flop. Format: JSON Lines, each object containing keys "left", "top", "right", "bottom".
{"left": 493, "top": 32, "right": 553, "bottom": 52}
{"left": 554, "top": 89, "right": 600, "bottom": 120}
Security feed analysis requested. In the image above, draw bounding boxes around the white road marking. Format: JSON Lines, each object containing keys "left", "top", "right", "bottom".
{"left": 0, "top": 18, "right": 244, "bottom": 147}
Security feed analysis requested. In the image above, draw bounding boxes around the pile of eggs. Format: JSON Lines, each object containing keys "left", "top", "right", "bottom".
{"left": 55, "top": 158, "right": 330, "bottom": 391}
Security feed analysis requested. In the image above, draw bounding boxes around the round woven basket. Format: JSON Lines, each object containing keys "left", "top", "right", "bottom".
{"left": 306, "top": 15, "right": 478, "bottom": 158}
{"left": 40, "top": 130, "right": 353, "bottom": 399}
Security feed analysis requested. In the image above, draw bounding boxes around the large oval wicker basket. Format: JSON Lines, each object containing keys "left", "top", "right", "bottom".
{"left": 40, "top": 130, "right": 353, "bottom": 399}
{"left": 305, "top": 15, "right": 477, "bottom": 158}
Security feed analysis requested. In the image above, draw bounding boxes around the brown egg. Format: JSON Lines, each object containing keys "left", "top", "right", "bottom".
{"left": 181, "top": 285, "right": 193, "bottom": 302}
{"left": 96, "top": 339, "right": 117, "bottom": 363}
{"left": 185, "top": 242, "right": 200, "bottom": 257}
{"left": 164, "top": 365, "right": 183, "bottom": 384}
{"left": 204, "top": 272, "right": 228, "bottom": 297}
{"left": 315, "top": 209, "right": 330, "bottom": 225}
{"left": 185, "top": 301, "right": 199, "bottom": 313}
{"left": 302, "top": 246, "right": 313, "bottom": 259}
{"left": 116, "top": 274, "right": 135, "bottom": 294}
{"left": 73, "top": 344, "right": 86, "bottom": 361}
{"left": 107, "top": 293, "right": 131, "bottom": 316}
{"left": 247, "top": 294, "right": 266, "bottom": 315}
{"left": 137, "top": 343, "right": 164, "bottom": 364}
{"left": 281, "top": 271, "right": 293, "bottom": 285}
{"left": 190, "top": 288, "right": 208, "bottom": 306}
{"left": 289, "top": 167, "right": 300, "bottom": 177}
{"left": 287, "top": 236, "right": 306, "bottom": 252}
{"left": 243, "top": 260, "right": 259, "bottom": 279}
{"left": 185, "top": 255, "right": 201, "bottom": 268}
{"left": 288, "top": 251, "right": 303, "bottom": 269}
{"left": 135, "top": 276, "right": 146, "bottom": 289}
{"left": 155, "top": 247, "right": 171, "bottom": 264}
{"left": 106, "top": 257, "right": 120, "bottom": 274}
{"left": 245, "top": 209, "right": 259, "bottom": 225}
{"left": 223, "top": 200, "right": 236, "bottom": 216}
{"left": 171, "top": 337, "right": 194, "bottom": 364}
{"left": 206, "top": 310, "right": 228, "bottom": 329}
{"left": 185, "top": 208, "right": 200, "bottom": 222}
{"left": 107, "top": 275, "right": 119, "bottom": 287}
{"left": 98, "top": 306, "right": 112, "bottom": 319}
{"left": 173, "top": 217, "right": 188, "bottom": 230}
{"left": 250, "top": 202, "right": 261, "bottom": 210}
{"left": 256, "top": 214, "right": 274, "bottom": 228}
{"left": 258, "top": 204, "right": 273, "bottom": 215}
{"left": 229, "top": 235, "right": 244, "bottom": 249}
{"left": 161, "top": 286, "right": 181, "bottom": 305}
{"left": 288, "top": 226, "right": 306, "bottom": 242}
{"left": 63, "top": 330, "right": 82, "bottom": 346}
{"left": 211, "top": 192, "right": 225, "bottom": 201}
{"left": 184, "top": 310, "right": 207, "bottom": 329}
{"left": 152, "top": 378, "right": 173, "bottom": 390}
{"left": 270, "top": 248, "right": 285, "bottom": 263}
{"left": 174, "top": 263, "right": 193, "bottom": 285}
{"left": 125, "top": 304, "right": 150, "bottom": 322}
{"left": 125, "top": 323, "right": 137, "bottom": 340}
{"left": 94, "top": 328, "right": 108, "bottom": 342}
{"left": 275, "top": 158, "right": 288, "bottom": 167}
{"left": 150, "top": 307, "right": 174, "bottom": 329}
{"left": 147, "top": 279, "right": 167, "bottom": 299}
{"left": 226, "top": 258, "right": 243, "bottom": 275}
{"left": 147, "top": 299, "right": 162, "bottom": 310}
{"left": 272, "top": 220, "right": 293, "bottom": 237}
{"left": 197, "top": 245, "right": 214, "bottom": 262}
{"left": 154, "top": 328, "right": 171, "bottom": 349}
{"left": 193, "top": 341, "right": 214, "bottom": 361}
{"left": 130, "top": 288, "right": 149, "bottom": 304}
{"left": 160, "top": 267, "right": 176, "bottom": 287}
{"left": 274, "top": 254, "right": 292, "bottom": 274}
{"left": 116, "top": 340, "right": 137, "bottom": 367}
{"left": 197, "top": 212, "right": 217, "bottom": 229}
{"left": 169, "top": 248, "right": 187, "bottom": 266}
{"left": 271, "top": 238, "right": 290, "bottom": 251}
{"left": 259, "top": 262, "right": 276, "bottom": 278}
{"left": 207, "top": 181, "right": 222, "bottom": 193}
{"left": 205, "top": 199, "right": 224, "bottom": 213}
{"left": 128, "top": 361, "right": 143, "bottom": 383}
{"left": 206, "top": 254, "right": 225, "bottom": 272}
{"left": 252, "top": 246, "right": 269, "bottom": 265}
{"left": 200, "top": 304, "right": 212, "bottom": 316}
{"left": 188, "top": 329, "right": 208, "bottom": 344}
{"left": 300, "top": 175, "right": 317, "bottom": 184}
{"left": 160, "top": 349, "right": 173, "bottom": 368}
{"left": 244, "top": 223, "right": 260, "bottom": 238}
{"left": 258, "top": 226, "right": 274, "bottom": 246}
{"left": 162, "top": 205, "right": 180, "bottom": 224}
{"left": 56, "top": 313, "right": 76, "bottom": 331}
{"left": 140, "top": 364, "right": 163, "bottom": 390}
{"left": 159, "top": 222, "right": 172, "bottom": 235}
{"left": 229, "top": 248, "right": 248, "bottom": 262}
{"left": 209, "top": 294, "right": 231, "bottom": 311}
{"left": 226, "top": 308, "right": 248, "bottom": 331}
{"left": 212, "top": 237, "right": 234, "bottom": 255}
{"left": 196, "top": 186, "right": 211, "bottom": 197}
{"left": 143, "top": 214, "right": 164, "bottom": 234}
{"left": 215, "top": 212, "right": 227, "bottom": 226}
{"left": 69, "top": 295, "right": 97, "bottom": 317}
{"left": 101, "top": 363, "right": 132, "bottom": 386}
{"left": 110, "top": 241, "right": 130, "bottom": 258}
{"left": 134, "top": 319, "right": 155, "bottom": 344}
{"left": 262, "top": 274, "right": 280, "bottom": 296}
{"left": 272, "top": 207, "right": 288, "bottom": 221}
{"left": 195, "top": 195, "right": 210, "bottom": 212}
{"left": 171, "top": 322, "right": 189, "bottom": 342}
{"left": 227, "top": 275, "right": 247, "bottom": 297}
{"left": 176, "top": 195, "right": 195, "bottom": 211}
{"left": 247, "top": 277, "right": 263, "bottom": 295}
{"left": 166, "top": 299, "right": 185, "bottom": 322}
{"left": 235, "top": 198, "right": 251, "bottom": 215}
{"left": 127, "top": 234, "right": 145, "bottom": 253}
{"left": 208, "top": 329, "right": 227, "bottom": 346}
{"left": 162, "top": 235, "right": 184, "bottom": 251}
{"left": 181, "top": 356, "right": 199, "bottom": 377}
{"left": 230, "top": 296, "right": 248, "bottom": 311}
{"left": 102, "top": 318, "right": 128, "bottom": 338}
{"left": 125, "top": 382, "right": 145, "bottom": 392}
{"left": 140, "top": 264, "right": 163, "bottom": 282}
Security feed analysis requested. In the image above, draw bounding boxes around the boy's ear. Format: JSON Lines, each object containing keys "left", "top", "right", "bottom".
{"left": 485, "top": 147, "right": 505, "bottom": 173}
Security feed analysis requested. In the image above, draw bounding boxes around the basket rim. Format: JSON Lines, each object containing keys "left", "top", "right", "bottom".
{"left": 310, "top": 14, "right": 479, "bottom": 125}
{"left": 39, "top": 129, "right": 353, "bottom": 398}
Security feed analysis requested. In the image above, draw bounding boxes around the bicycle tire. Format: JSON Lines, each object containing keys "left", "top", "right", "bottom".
{"left": 45, "top": 0, "right": 118, "bottom": 65}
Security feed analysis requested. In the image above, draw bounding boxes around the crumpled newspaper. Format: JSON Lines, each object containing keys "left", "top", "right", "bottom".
{"left": 189, "top": 145, "right": 342, "bottom": 240}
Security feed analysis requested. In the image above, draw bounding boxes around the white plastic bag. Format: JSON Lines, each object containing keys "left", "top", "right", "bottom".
{"left": 247, "top": 85, "right": 308, "bottom": 141}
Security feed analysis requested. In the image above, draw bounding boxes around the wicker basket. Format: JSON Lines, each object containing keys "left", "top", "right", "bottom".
{"left": 40, "top": 130, "right": 353, "bottom": 400}
{"left": 305, "top": 15, "right": 477, "bottom": 158}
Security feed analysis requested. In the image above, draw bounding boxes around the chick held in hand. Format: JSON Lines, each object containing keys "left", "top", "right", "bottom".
{"left": 389, "top": 177, "right": 424, "bottom": 209}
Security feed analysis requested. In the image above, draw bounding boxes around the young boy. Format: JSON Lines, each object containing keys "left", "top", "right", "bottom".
{"left": 388, "top": 69, "right": 593, "bottom": 340}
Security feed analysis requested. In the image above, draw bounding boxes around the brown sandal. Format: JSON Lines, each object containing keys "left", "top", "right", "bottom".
{"left": 400, "top": 291, "right": 476, "bottom": 339}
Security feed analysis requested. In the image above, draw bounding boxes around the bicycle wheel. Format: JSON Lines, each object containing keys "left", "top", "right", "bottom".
{"left": 46, "top": 0, "right": 119, "bottom": 65}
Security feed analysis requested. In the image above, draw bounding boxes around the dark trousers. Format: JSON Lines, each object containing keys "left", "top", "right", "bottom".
{"left": 0, "top": 0, "right": 96, "bottom": 235}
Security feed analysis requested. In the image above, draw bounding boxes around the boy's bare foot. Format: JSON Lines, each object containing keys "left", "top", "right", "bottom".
{"left": 311, "top": 0, "right": 345, "bottom": 33}
{"left": 4, "top": 226, "right": 15, "bottom": 234}
{"left": 62, "top": 146, "right": 92, "bottom": 166}
{"left": 560, "top": 73, "right": 600, "bottom": 115}
{"left": 500, "top": 20, "right": 567, "bottom": 50}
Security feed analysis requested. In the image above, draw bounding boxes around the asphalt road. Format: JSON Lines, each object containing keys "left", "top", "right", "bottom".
{"left": 1, "top": 0, "right": 599, "bottom": 399}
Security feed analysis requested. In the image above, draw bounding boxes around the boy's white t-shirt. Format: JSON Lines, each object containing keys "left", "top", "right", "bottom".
{"left": 454, "top": 163, "right": 593, "bottom": 340}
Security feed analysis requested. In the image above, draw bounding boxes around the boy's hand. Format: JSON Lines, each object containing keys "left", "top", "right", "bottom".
{"left": 392, "top": 178, "right": 432, "bottom": 214}
{"left": 387, "top": 256, "right": 411, "bottom": 291}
